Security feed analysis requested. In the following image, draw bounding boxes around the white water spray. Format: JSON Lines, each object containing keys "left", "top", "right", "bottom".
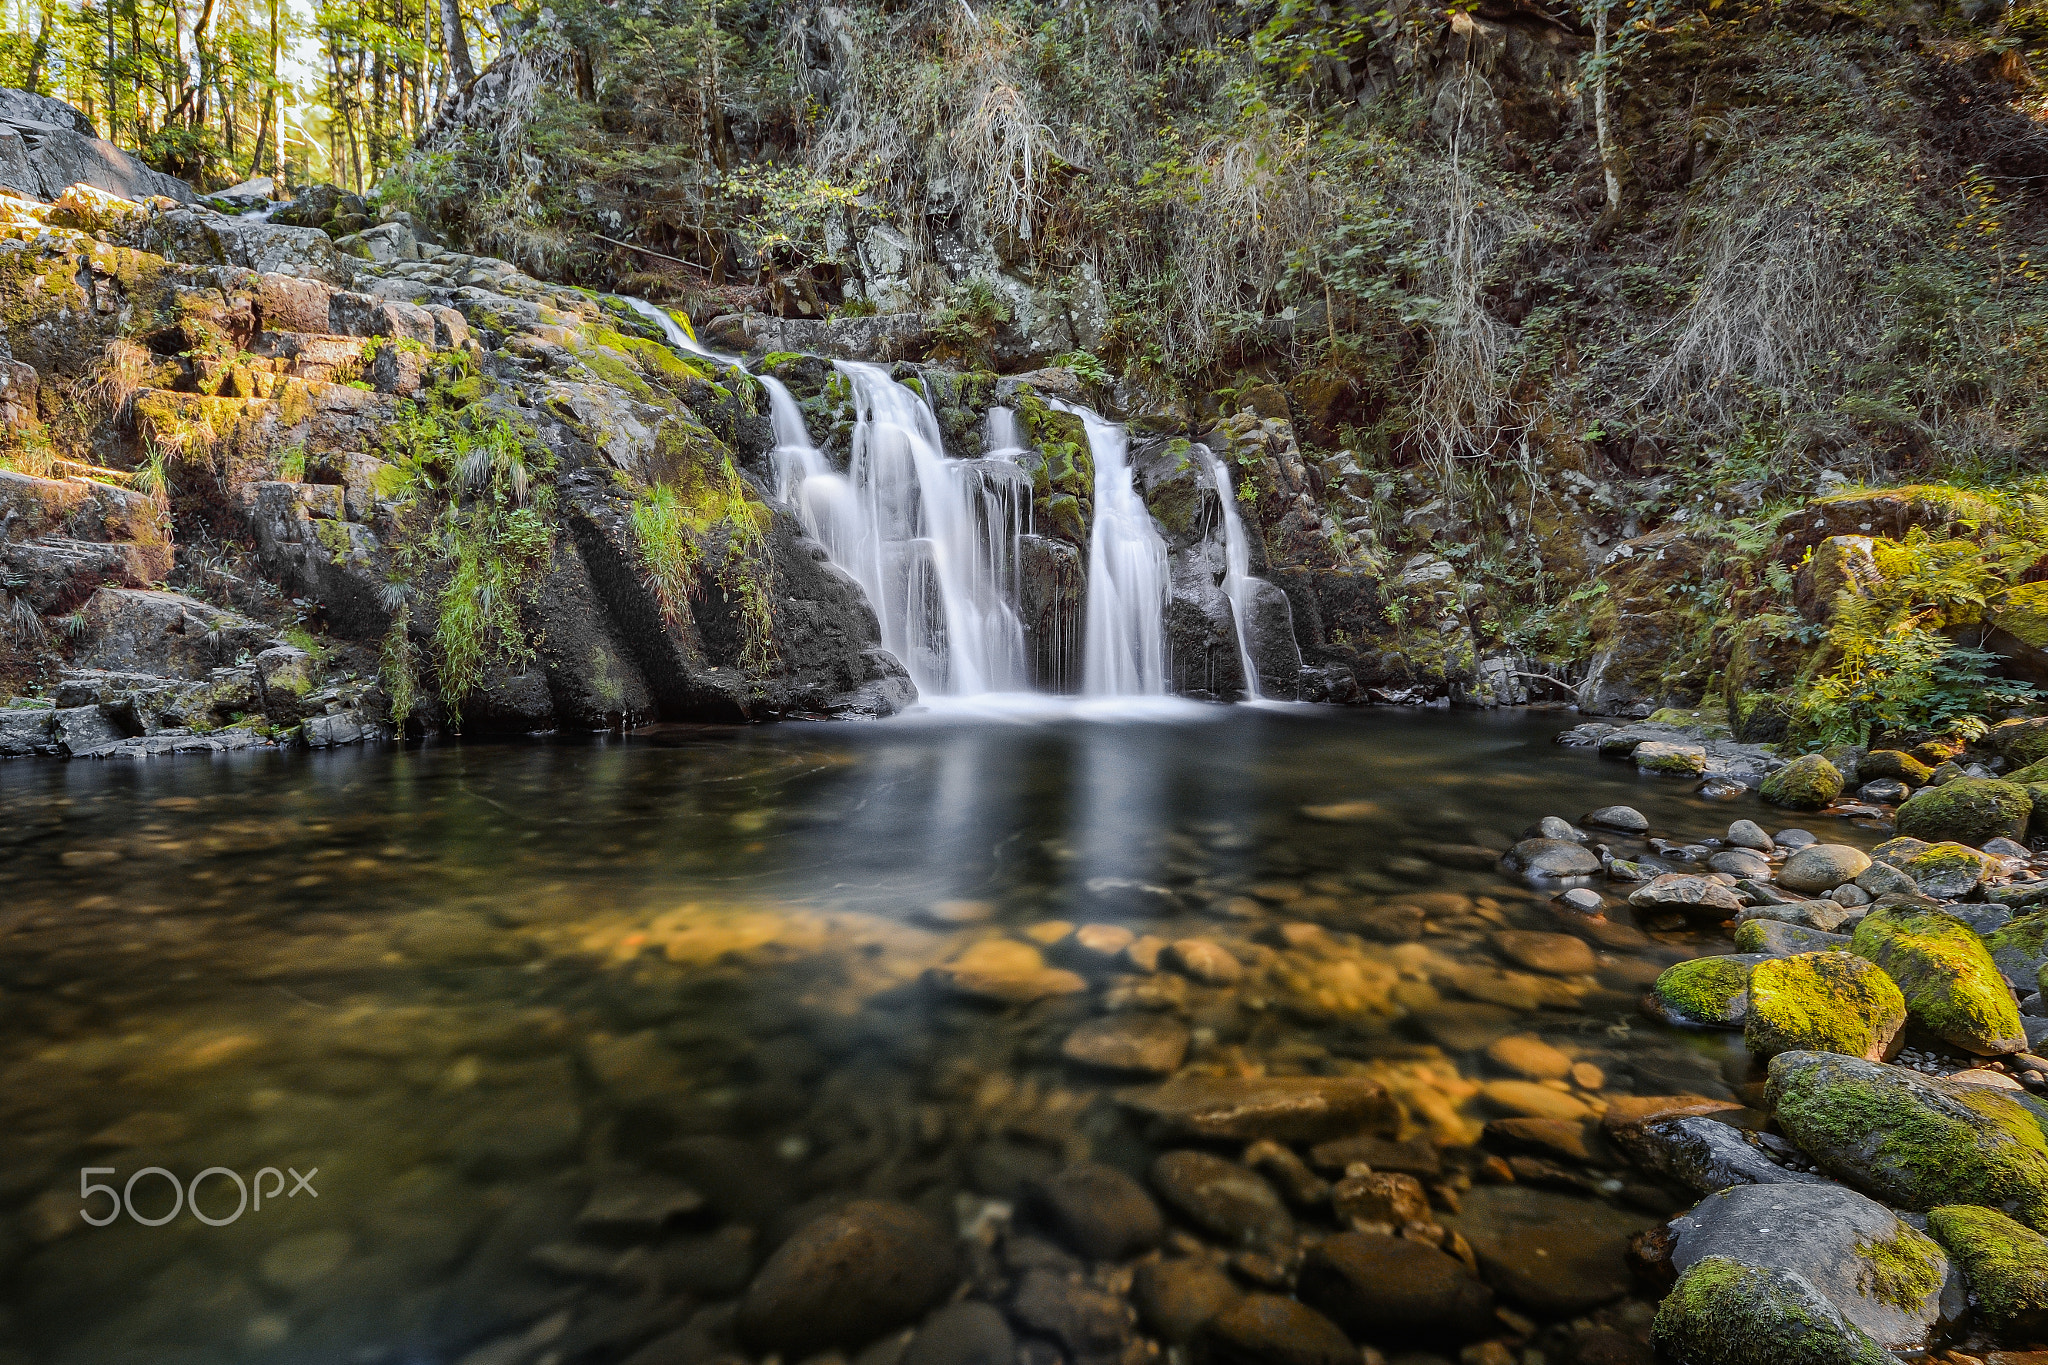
{"left": 1057, "top": 401, "right": 1170, "bottom": 697}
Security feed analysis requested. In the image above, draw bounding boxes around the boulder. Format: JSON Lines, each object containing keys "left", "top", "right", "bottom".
{"left": 0, "top": 89, "right": 194, "bottom": 202}
{"left": 1924, "top": 1204, "right": 2048, "bottom": 1340}
{"left": 1854, "top": 859, "right": 1918, "bottom": 898}
{"left": 1766, "top": 1051, "right": 2048, "bottom": 1230}
{"left": 1884, "top": 840, "right": 1994, "bottom": 900}
{"left": 1985, "top": 911, "right": 2048, "bottom": 992}
{"left": 1505, "top": 837, "right": 1601, "bottom": 877}
{"left": 1665, "top": 1183, "right": 1960, "bottom": 1352}
{"left": 1297, "top": 1231, "right": 1493, "bottom": 1346}
{"left": 1584, "top": 804, "right": 1650, "bottom": 833}
{"left": 1733, "top": 920, "right": 1852, "bottom": 956}
{"left": 1636, "top": 741, "right": 1707, "bottom": 776}
{"left": 1896, "top": 778, "right": 2032, "bottom": 847}
{"left": 1629, "top": 874, "right": 1745, "bottom": 915}
{"left": 1850, "top": 907, "right": 2026, "bottom": 1055}
{"left": 902, "top": 1302, "right": 1013, "bottom": 1365}
{"left": 75, "top": 588, "right": 277, "bottom": 679}
{"left": 1609, "top": 1113, "right": 1832, "bottom": 1195}
{"left": 1862, "top": 750, "right": 1934, "bottom": 784}
{"left": 735, "top": 1200, "right": 959, "bottom": 1356}
{"left": 1708, "top": 848, "right": 1774, "bottom": 879}
{"left": 1744, "top": 952, "right": 1906, "bottom": 1061}
{"left": 1115, "top": 1074, "right": 1391, "bottom": 1143}
{"left": 1761, "top": 755, "right": 1845, "bottom": 810}
{"left": 1778, "top": 845, "right": 1873, "bottom": 894}
{"left": 1651, "top": 1256, "right": 1892, "bottom": 1365}
{"left": 1649, "top": 955, "right": 1767, "bottom": 1028}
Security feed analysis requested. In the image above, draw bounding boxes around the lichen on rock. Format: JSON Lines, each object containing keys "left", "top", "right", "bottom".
{"left": 1650, "top": 1256, "right": 1893, "bottom": 1365}
{"left": 1895, "top": 777, "right": 2033, "bottom": 847}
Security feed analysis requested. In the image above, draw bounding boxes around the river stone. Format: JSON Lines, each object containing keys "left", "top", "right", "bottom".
{"left": 1297, "top": 1231, "right": 1493, "bottom": 1346}
{"left": 1584, "top": 805, "right": 1650, "bottom": 833}
{"left": 1859, "top": 778, "right": 1911, "bottom": 804}
{"left": 1828, "top": 883, "right": 1873, "bottom": 908}
{"left": 576, "top": 1174, "right": 705, "bottom": 1231}
{"left": 1733, "top": 920, "right": 1852, "bottom": 957}
{"left": 1010, "top": 1266, "right": 1131, "bottom": 1358}
{"left": 1737, "top": 900, "right": 1853, "bottom": 933}
{"left": 1852, "top": 860, "right": 1916, "bottom": 898}
{"left": 1762, "top": 755, "right": 1845, "bottom": 810}
{"left": 1636, "top": 741, "right": 1708, "bottom": 776}
{"left": 259, "top": 1229, "right": 352, "bottom": 1291}
{"left": 1708, "top": 848, "right": 1774, "bottom": 879}
{"left": 1115, "top": 1074, "right": 1391, "bottom": 1142}
{"left": 736, "top": 1200, "right": 960, "bottom": 1356}
{"left": 1863, "top": 749, "right": 1935, "bottom": 784}
{"left": 1060, "top": 1014, "right": 1190, "bottom": 1075}
{"left": 1652, "top": 1256, "right": 1892, "bottom": 1365}
{"left": 1330, "top": 1169, "right": 1430, "bottom": 1225}
{"left": 1525, "top": 815, "right": 1586, "bottom": 842}
{"left": 1744, "top": 952, "right": 1907, "bottom": 1062}
{"left": 902, "top": 1302, "right": 1013, "bottom": 1365}
{"left": 1609, "top": 1114, "right": 1832, "bottom": 1195}
{"left": 1850, "top": 906, "right": 2026, "bottom": 1055}
{"left": 1202, "top": 1294, "right": 1359, "bottom": 1365}
{"left": 1164, "top": 938, "right": 1244, "bottom": 985}
{"left": 1492, "top": 930, "right": 1596, "bottom": 976}
{"left": 1986, "top": 911, "right": 2048, "bottom": 991}
{"left": 1897, "top": 777, "right": 2033, "bottom": 847}
{"left": 1026, "top": 1162, "right": 1163, "bottom": 1261}
{"left": 1629, "top": 874, "right": 1745, "bottom": 915}
{"left": 1779, "top": 845, "right": 1872, "bottom": 894}
{"left": 1150, "top": 1151, "right": 1293, "bottom": 1246}
{"left": 1765, "top": 1051, "right": 2048, "bottom": 1230}
{"left": 1665, "top": 1183, "right": 1958, "bottom": 1352}
{"left": 934, "top": 939, "right": 1089, "bottom": 1004}
{"left": 1649, "top": 955, "right": 1766, "bottom": 1028}
{"left": 1485, "top": 1033, "right": 1573, "bottom": 1080}
{"left": 1481, "top": 1080, "right": 1592, "bottom": 1121}
{"left": 1445, "top": 1186, "right": 1655, "bottom": 1315}
{"left": 1775, "top": 828, "right": 1819, "bottom": 849}
{"left": 1924, "top": 1204, "right": 2048, "bottom": 1339}
{"left": 1557, "top": 887, "right": 1606, "bottom": 915}
{"left": 1506, "top": 837, "right": 1602, "bottom": 877}
{"left": 1132, "top": 1257, "right": 1241, "bottom": 1343}
{"left": 1726, "top": 819, "right": 1775, "bottom": 852}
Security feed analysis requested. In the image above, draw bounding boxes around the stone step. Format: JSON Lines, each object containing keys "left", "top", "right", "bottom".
{"left": 1, "top": 536, "right": 162, "bottom": 612}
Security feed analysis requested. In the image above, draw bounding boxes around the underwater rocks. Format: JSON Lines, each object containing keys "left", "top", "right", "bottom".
{"left": 1115, "top": 1074, "right": 1393, "bottom": 1143}
{"left": 736, "top": 1200, "right": 960, "bottom": 1357}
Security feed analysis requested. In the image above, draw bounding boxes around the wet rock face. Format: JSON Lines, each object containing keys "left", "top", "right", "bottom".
{"left": 736, "top": 1200, "right": 960, "bottom": 1357}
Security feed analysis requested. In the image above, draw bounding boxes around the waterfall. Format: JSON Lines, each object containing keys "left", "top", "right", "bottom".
{"left": 1199, "top": 446, "right": 1264, "bottom": 701}
{"left": 1056, "top": 401, "right": 1170, "bottom": 697}
{"left": 618, "top": 295, "right": 742, "bottom": 367}
{"left": 984, "top": 407, "right": 1025, "bottom": 461}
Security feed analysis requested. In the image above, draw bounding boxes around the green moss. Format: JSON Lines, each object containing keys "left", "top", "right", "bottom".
{"left": 1895, "top": 777, "right": 2032, "bottom": 847}
{"left": 1852, "top": 906, "right": 2025, "bottom": 1054}
{"left": 1652, "top": 1256, "right": 1892, "bottom": 1365}
{"left": 1145, "top": 470, "right": 1200, "bottom": 537}
{"left": 1861, "top": 749, "right": 1935, "bottom": 783}
{"left": 1762, "top": 754, "right": 1845, "bottom": 809}
{"left": 1985, "top": 911, "right": 2048, "bottom": 990}
{"left": 1989, "top": 580, "right": 2048, "bottom": 649}
{"left": 1925, "top": 1204, "right": 2048, "bottom": 1333}
{"left": 1850, "top": 1226, "right": 1947, "bottom": 1310}
{"left": 1767, "top": 1052, "right": 2048, "bottom": 1230}
{"left": 1653, "top": 955, "right": 1757, "bottom": 1027}
{"left": 1745, "top": 952, "right": 1906, "bottom": 1060}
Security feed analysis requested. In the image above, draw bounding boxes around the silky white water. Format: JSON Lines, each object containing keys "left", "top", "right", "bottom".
{"left": 1199, "top": 445, "right": 1264, "bottom": 700}
{"left": 1056, "top": 401, "right": 1171, "bottom": 697}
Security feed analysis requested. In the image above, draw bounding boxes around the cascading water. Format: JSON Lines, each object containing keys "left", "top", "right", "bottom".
{"left": 1198, "top": 446, "right": 1265, "bottom": 701}
{"left": 1056, "top": 401, "right": 1171, "bottom": 697}
{"left": 620, "top": 292, "right": 1175, "bottom": 705}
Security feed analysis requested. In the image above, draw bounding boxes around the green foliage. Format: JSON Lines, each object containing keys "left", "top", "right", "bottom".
{"left": 930, "top": 280, "right": 1014, "bottom": 368}
{"left": 1051, "top": 350, "right": 1113, "bottom": 387}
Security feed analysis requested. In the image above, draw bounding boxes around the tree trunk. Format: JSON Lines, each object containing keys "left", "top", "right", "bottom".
{"left": 23, "top": 0, "right": 51, "bottom": 96}
{"left": 1591, "top": 0, "right": 1624, "bottom": 243}
{"left": 267, "top": 0, "right": 284, "bottom": 182}
{"left": 440, "top": 0, "right": 475, "bottom": 91}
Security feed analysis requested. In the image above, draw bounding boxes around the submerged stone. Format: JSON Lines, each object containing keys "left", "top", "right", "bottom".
{"left": 1115, "top": 1074, "right": 1392, "bottom": 1143}
{"left": 1505, "top": 837, "right": 1601, "bottom": 877}
{"left": 1202, "top": 1293, "right": 1359, "bottom": 1365}
{"left": 737, "top": 1200, "right": 960, "bottom": 1357}
{"left": 1297, "top": 1231, "right": 1493, "bottom": 1347}
{"left": 1850, "top": 906, "right": 2026, "bottom": 1055}
{"left": 1060, "top": 1014, "right": 1190, "bottom": 1075}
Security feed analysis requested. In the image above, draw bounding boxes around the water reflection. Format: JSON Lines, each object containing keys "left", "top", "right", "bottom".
{"left": 0, "top": 708, "right": 1879, "bottom": 1365}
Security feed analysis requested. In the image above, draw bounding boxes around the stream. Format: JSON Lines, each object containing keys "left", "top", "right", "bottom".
{"left": 0, "top": 706, "right": 1888, "bottom": 1365}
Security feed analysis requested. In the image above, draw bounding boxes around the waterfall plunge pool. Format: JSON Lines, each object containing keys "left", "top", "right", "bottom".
{"left": 0, "top": 708, "right": 1887, "bottom": 1365}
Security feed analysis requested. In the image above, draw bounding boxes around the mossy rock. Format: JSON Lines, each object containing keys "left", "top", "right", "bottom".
{"left": 1990, "top": 581, "right": 2048, "bottom": 651}
{"left": 1861, "top": 750, "right": 1934, "bottom": 784}
{"left": 1651, "top": 1256, "right": 1892, "bottom": 1365}
{"left": 1763, "top": 755, "right": 1845, "bottom": 810}
{"left": 1651, "top": 955, "right": 1765, "bottom": 1028}
{"left": 1895, "top": 778, "right": 2032, "bottom": 848}
{"left": 1851, "top": 907, "right": 2025, "bottom": 1056}
{"left": 2023, "top": 781, "right": 2048, "bottom": 838}
{"left": 1924, "top": 1204, "right": 2048, "bottom": 1338}
{"left": 1895, "top": 841, "right": 1994, "bottom": 901}
{"left": 2008, "top": 758, "right": 2048, "bottom": 784}
{"left": 1984, "top": 911, "right": 2048, "bottom": 993}
{"left": 1993, "top": 718, "right": 2048, "bottom": 770}
{"left": 1766, "top": 1051, "right": 2048, "bottom": 1231}
{"left": 1744, "top": 952, "right": 1906, "bottom": 1062}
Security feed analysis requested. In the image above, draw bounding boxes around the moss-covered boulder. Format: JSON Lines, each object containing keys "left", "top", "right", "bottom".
{"left": 1992, "top": 717, "right": 2048, "bottom": 771}
{"left": 1850, "top": 907, "right": 2025, "bottom": 1055}
{"left": 1894, "top": 841, "right": 1995, "bottom": 901}
{"left": 1744, "top": 953, "right": 1906, "bottom": 1061}
{"left": 2006, "top": 757, "right": 2048, "bottom": 784}
{"left": 1735, "top": 920, "right": 1852, "bottom": 956}
{"left": 1766, "top": 1051, "right": 2048, "bottom": 1231}
{"left": 1924, "top": 1204, "right": 2048, "bottom": 1339}
{"left": 1895, "top": 778, "right": 2032, "bottom": 848}
{"left": 1860, "top": 749, "right": 1934, "bottom": 784}
{"left": 1635, "top": 740, "right": 1708, "bottom": 776}
{"left": 1762, "top": 755, "right": 1845, "bottom": 810}
{"left": 1651, "top": 1256, "right": 1893, "bottom": 1365}
{"left": 1984, "top": 911, "right": 2048, "bottom": 993}
{"left": 1651, "top": 955, "right": 1766, "bottom": 1028}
